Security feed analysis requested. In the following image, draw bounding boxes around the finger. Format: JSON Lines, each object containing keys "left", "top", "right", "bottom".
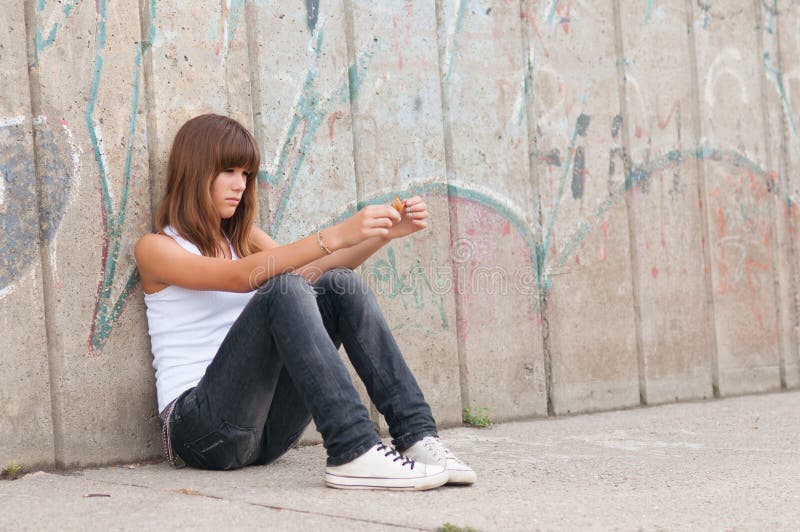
{"left": 408, "top": 210, "right": 429, "bottom": 220}
{"left": 367, "top": 203, "right": 396, "bottom": 215}
{"left": 404, "top": 195, "right": 423, "bottom": 206}
{"left": 367, "top": 227, "right": 391, "bottom": 238}
{"left": 368, "top": 204, "right": 400, "bottom": 222}
{"left": 411, "top": 220, "right": 428, "bottom": 229}
{"left": 382, "top": 204, "right": 403, "bottom": 222}
{"left": 405, "top": 202, "right": 428, "bottom": 215}
{"left": 368, "top": 217, "right": 394, "bottom": 229}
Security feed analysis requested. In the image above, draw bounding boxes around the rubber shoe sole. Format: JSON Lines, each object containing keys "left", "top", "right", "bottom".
{"left": 445, "top": 467, "right": 477, "bottom": 485}
{"left": 325, "top": 467, "right": 449, "bottom": 491}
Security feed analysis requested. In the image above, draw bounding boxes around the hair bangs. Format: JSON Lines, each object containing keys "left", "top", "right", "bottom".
{"left": 217, "top": 125, "right": 260, "bottom": 178}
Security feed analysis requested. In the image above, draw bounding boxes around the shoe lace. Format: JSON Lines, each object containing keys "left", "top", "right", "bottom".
{"left": 423, "top": 437, "right": 461, "bottom": 464}
{"left": 376, "top": 443, "right": 415, "bottom": 469}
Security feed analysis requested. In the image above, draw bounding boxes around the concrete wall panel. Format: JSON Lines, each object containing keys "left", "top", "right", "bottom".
{"left": 143, "top": 0, "right": 252, "bottom": 209}
{"left": 437, "top": 0, "right": 547, "bottom": 419}
{"left": 692, "top": 1, "right": 782, "bottom": 395}
{"left": 248, "top": 2, "right": 357, "bottom": 244}
{"left": 0, "top": 0, "right": 55, "bottom": 469}
{"left": 29, "top": 0, "right": 156, "bottom": 466}
{"left": 773, "top": 1, "right": 800, "bottom": 388}
{"left": 245, "top": 0, "right": 365, "bottom": 442}
{"left": 527, "top": 1, "right": 640, "bottom": 414}
{"left": 348, "top": 0, "right": 461, "bottom": 425}
{"left": 3, "top": 0, "right": 798, "bottom": 468}
{"left": 760, "top": 0, "right": 798, "bottom": 390}
{"left": 619, "top": 1, "right": 714, "bottom": 403}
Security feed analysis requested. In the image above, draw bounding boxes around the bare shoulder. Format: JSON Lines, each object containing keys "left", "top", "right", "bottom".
{"left": 134, "top": 233, "right": 183, "bottom": 294}
{"left": 135, "top": 231, "right": 254, "bottom": 292}
{"left": 135, "top": 233, "right": 180, "bottom": 264}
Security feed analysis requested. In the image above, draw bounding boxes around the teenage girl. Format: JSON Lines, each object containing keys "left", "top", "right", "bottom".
{"left": 135, "top": 114, "right": 475, "bottom": 490}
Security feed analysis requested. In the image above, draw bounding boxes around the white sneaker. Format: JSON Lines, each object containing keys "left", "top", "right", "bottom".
{"left": 404, "top": 436, "right": 476, "bottom": 485}
{"left": 325, "top": 442, "right": 448, "bottom": 491}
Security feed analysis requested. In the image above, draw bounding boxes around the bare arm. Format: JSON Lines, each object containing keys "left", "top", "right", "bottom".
{"left": 136, "top": 231, "right": 336, "bottom": 293}
{"left": 295, "top": 237, "right": 390, "bottom": 283}
{"left": 136, "top": 204, "right": 403, "bottom": 293}
{"left": 295, "top": 196, "right": 430, "bottom": 283}
{"left": 248, "top": 226, "right": 389, "bottom": 283}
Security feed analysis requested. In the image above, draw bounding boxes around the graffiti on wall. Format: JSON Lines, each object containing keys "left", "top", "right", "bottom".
{"left": 3, "top": 0, "right": 797, "bottom": 355}
{"left": 0, "top": 116, "right": 77, "bottom": 299}
{"left": 83, "top": 0, "right": 145, "bottom": 353}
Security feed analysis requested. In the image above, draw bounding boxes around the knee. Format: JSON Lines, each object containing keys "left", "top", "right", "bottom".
{"left": 254, "top": 273, "right": 315, "bottom": 304}
{"left": 315, "top": 268, "right": 370, "bottom": 297}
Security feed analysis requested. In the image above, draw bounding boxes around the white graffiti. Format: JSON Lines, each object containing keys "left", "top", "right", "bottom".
{"left": 61, "top": 118, "right": 83, "bottom": 192}
{"left": 704, "top": 47, "right": 749, "bottom": 108}
{"left": 0, "top": 284, "right": 14, "bottom": 301}
{"left": 718, "top": 235, "right": 769, "bottom": 285}
{"left": 0, "top": 115, "right": 26, "bottom": 128}
{"left": 621, "top": 72, "right": 649, "bottom": 130}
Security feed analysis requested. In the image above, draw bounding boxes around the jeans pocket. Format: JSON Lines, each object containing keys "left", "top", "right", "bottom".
{"left": 181, "top": 421, "right": 258, "bottom": 471}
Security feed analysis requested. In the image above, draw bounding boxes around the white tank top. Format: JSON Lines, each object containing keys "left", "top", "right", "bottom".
{"left": 144, "top": 226, "right": 255, "bottom": 412}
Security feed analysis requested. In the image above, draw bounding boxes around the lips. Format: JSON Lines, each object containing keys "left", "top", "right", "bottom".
{"left": 225, "top": 197, "right": 240, "bottom": 204}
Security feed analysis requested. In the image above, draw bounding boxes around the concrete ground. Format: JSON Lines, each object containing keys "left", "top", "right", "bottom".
{"left": 1, "top": 391, "right": 798, "bottom": 531}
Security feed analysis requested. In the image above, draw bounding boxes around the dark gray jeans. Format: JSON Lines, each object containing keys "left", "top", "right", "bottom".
{"left": 167, "top": 268, "right": 437, "bottom": 470}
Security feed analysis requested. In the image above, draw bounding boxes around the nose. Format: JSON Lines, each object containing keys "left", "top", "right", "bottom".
{"left": 233, "top": 172, "right": 246, "bottom": 190}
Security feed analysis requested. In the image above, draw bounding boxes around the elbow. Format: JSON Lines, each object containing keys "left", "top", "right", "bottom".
{"left": 236, "top": 268, "right": 263, "bottom": 292}
{"left": 227, "top": 265, "right": 263, "bottom": 292}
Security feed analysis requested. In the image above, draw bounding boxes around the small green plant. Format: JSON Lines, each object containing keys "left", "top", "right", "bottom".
{"left": 436, "top": 524, "right": 479, "bottom": 532}
{"left": 462, "top": 407, "right": 491, "bottom": 428}
{"left": 1, "top": 462, "right": 24, "bottom": 480}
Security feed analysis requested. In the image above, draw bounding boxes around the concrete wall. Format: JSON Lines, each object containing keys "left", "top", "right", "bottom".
{"left": 1, "top": 0, "right": 798, "bottom": 469}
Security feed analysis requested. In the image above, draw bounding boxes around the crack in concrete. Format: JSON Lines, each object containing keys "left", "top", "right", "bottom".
{"left": 86, "top": 476, "right": 426, "bottom": 530}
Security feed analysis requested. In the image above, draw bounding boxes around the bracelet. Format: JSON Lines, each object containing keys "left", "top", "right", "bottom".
{"left": 317, "top": 227, "right": 333, "bottom": 255}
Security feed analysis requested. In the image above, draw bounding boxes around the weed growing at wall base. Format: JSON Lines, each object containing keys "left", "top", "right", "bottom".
{"left": 1, "top": 462, "right": 24, "bottom": 480}
{"left": 437, "top": 524, "right": 480, "bottom": 532}
{"left": 462, "top": 407, "right": 491, "bottom": 428}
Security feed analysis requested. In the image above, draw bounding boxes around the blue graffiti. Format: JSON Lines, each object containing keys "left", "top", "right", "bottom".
{"left": 0, "top": 121, "right": 74, "bottom": 288}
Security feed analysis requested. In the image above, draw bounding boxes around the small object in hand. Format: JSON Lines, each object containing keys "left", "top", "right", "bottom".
{"left": 390, "top": 196, "right": 407, "bottom": 214}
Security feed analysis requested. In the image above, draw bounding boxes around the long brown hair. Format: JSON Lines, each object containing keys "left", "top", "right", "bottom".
{"left": 155, "top": 114, "right": 261, "bottom": 258}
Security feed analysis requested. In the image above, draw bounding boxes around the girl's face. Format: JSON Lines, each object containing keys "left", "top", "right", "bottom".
{"left": 210, "top": 166, "right": 249, "bottom": 219}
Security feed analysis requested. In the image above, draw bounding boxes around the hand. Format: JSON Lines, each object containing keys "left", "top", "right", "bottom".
{"left": 328, "top": 204, "right": 402, "bottom": 249}
{"left": 387, "top": 196, "right": 429, "bottom": 240}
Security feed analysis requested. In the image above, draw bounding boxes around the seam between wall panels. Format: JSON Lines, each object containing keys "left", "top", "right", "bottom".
{"left": 434, "top": 0, "right": 471, "bottom": 413}
{"left": 686, "top": 0, "right": 721, "bottom": 398}
{"left": 612, "top": 0, "right": 647, "bottom": 406}
{"left": 755, "top": 0, "right": 794, "bottom": 390}
{"left": 341, "top": 0, "right": 381, "bottom": 425}
{"left": 518, "top": 0, "right": 554, "bottom": 416}
{"left": 242, "top": 2, "right": 269, "bottom": 231}
{"left": 138, "top": 0, "right": 160, "bottom": 228}
{"left": 23, "top": 0, "right": 63, "bottom": 468}
{"left": 772, "top": 1, "right": 800, "bottom": 387}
